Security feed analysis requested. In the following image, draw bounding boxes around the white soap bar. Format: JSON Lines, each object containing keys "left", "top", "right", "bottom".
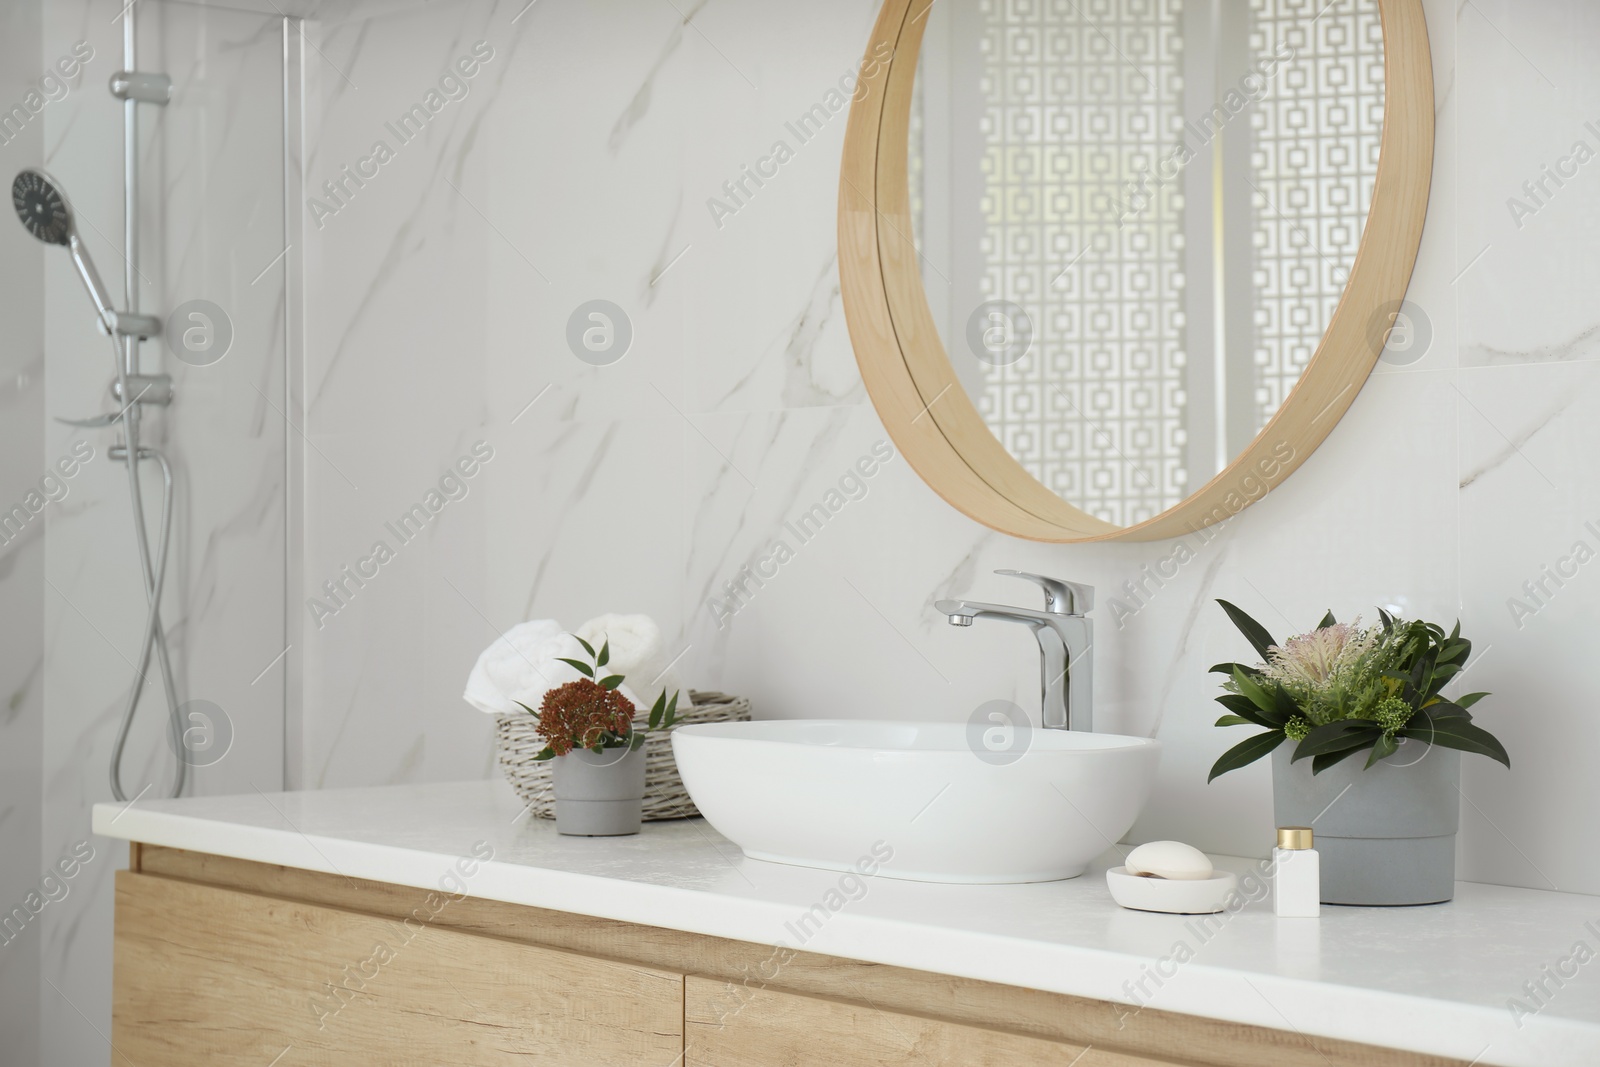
{"left": 1124, "top": 840, "right": 1214, "bottom": 880}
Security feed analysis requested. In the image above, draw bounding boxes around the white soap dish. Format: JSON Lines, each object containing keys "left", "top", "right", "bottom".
{"left": 1107, "top": 866, "right": 1239, "bottom": 914}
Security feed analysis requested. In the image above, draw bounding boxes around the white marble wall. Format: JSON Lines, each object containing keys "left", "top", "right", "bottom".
{"left": 0, "top": 5, "right": 48, "bottom": 1064}
{"left": 295, "top": 0, "right": 1600, "bottom": 901}
{"left": 3, "top": 0, "right": 291, "bottom": 1061}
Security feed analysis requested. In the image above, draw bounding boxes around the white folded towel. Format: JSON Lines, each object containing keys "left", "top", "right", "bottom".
{"left": 463, "top": 619, "right": 644, "bottom": 717}
{"left": 575, "top": 613, "right": 690, "bottom": 707}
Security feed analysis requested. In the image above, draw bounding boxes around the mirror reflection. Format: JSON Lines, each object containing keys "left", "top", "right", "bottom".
{"left": 909, "top": 0, "right": 1385, "bottom": 524}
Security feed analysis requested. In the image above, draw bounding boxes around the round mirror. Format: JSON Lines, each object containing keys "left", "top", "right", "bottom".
{"left": 839, "top": 0, "right": 1434, "bottom": 542}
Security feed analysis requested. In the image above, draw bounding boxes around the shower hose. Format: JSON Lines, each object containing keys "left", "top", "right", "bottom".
{"left": 106, "top": 331, "right": 185, "bottom": 802}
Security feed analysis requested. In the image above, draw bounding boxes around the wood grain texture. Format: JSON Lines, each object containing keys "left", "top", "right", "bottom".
{"left": 685, "top": 976, "right": 1178, "bottom": 1066}
{"left": 837, "top": 0, "right": 1435, "bottom": 542}
{"left": 136, "top": 846, "right": 1472, "bottom": 1067}
{"left": 681, "top": 979, "right": 1196, "bottom": 1067}
{"left": 111, "top": 870, "right": 684, "bottom": 1067}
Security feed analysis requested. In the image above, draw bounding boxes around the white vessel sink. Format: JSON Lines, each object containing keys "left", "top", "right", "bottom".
{"left": 671, "top": 720, "right": 1160, "bottom": 884}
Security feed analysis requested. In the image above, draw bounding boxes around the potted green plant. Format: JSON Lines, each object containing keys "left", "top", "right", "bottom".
{"left": 516, "top": 637, "right": 680, "bottom": 837}
{"left": 1207, "top": 601, "right": 1509, "bottom": 905}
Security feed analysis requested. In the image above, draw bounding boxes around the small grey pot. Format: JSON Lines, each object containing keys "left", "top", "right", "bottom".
{"left": 1272, "top": 740, "right": 1460, "bottom": 906}
{"left": 552, "top": 745, "right": 647, "bottom": 836}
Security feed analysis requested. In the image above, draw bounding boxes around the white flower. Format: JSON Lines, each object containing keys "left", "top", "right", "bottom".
{"left": 1264, "top": 620, "right": 1376, "bottom": 688}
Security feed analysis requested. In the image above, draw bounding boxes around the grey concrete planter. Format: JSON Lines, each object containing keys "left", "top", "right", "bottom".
{"left": 552, "top": 745, "right": 646, "bottom": 836}
{"left": 1272, "top": 741, "right": 1459, "bottom": 906}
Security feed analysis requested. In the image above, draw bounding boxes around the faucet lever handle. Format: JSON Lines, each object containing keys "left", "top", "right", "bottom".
{"left": 994, "top": 570, "right": 1093, "bottom": 615}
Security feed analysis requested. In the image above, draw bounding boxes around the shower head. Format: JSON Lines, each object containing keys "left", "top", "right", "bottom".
{"left": 11, "top": 168, "right": 122, "bottom": 333}
{"left": 12, "top": 169, "right": 74, "bottom": 245}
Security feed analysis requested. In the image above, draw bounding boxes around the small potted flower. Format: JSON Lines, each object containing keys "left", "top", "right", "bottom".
{"left": 517, "top": 637, "right": 680, "bottom": 837}
{"left": 1207, "top": 601, "right": 1509, "bottom": 906}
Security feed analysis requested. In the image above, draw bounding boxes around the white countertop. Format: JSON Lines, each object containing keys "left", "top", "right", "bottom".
{"left": 95, "top": 779, "right": 1600, "bottom": 1067}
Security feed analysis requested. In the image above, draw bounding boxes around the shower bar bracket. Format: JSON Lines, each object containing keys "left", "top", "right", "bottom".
{"left": 109, "top": 444, "right": 165, "bottom": 463}
{"left": 102, "top": 310, "right": 162, "bottom": 339}
{"left": 109, "top": 71, "right": 172, "bottom": 105}
{"left": 55, "top": 371, "right": 173, "bottom": 429}
{"left": 110, "top": 373, "right": 174, "bottom": 407}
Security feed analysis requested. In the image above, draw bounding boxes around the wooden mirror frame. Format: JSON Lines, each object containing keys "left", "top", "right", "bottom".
{"left": 839, "top": 0, "right": 1434, "bottom": 542}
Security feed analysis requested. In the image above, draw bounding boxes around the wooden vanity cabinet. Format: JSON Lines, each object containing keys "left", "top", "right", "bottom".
{"left": 113, "top": 844, "right": 1474, "bottom": 1067}
{"left": 111, "top": 871, "right": 682, "bottom": 1066}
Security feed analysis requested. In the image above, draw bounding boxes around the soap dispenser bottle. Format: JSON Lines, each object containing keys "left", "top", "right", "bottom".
{"left": 1273, "top": 826, "right": 1319, "bottom": 918}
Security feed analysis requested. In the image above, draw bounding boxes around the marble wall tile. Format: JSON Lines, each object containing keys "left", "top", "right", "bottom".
{"left": 35, "top": 3, "right": 143, "bottom": 1060}
{"left": 1456, "top": 0, "right": 1600, "bottom": 369}
{"left": 1455, "top": 360, "right": 1600, "bottom": 893}
{"left": 1446, "top": 0, "right": 1600, "bottom": 896}
{"left": 0, "top": 1, "right": 47, "bottom": 1060}
{"left": 299, "top": 0, "right": 504, "bottom": 787}
{"left": 673, "top": 0, "right": 881, "bottom": 415}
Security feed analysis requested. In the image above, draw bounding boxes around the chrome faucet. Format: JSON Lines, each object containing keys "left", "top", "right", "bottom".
{"left": 936, "top": 570, "right": 1094, "bottom": 732}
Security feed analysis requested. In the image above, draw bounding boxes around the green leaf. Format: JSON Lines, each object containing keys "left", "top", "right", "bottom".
{"left": 1217, "top": 600, "right": 1278, "bottom": 662}
{"left": 532, "top": 747, "right": 556, "bottom": 761}
{"left": 1456, "top": 691, "right": 1489, "bottom": 709}
{"left": 574, "top": 636, "right": 596, "bottom": 659}
{"left": 1417, "top": 701, "right": 1470, "bottom": 722}
{"left": 1406, "top": 648, "right": 1436, "bottom": 704}
{"left": 1214, "top": 714, "right": 1253, "bottom": 727}
{"left": 664, "top": 691, "right": 680, "bottom": 728}
{"left": 1378, "top": 607, "right": 1395, "bottom": 630}
{"left": 1292, "top": 721, "right": 1382, "bottom": 761}
{"left": 1316, "top": 610, "right": 1337, "bottom": 629}
{"left": 1210, "top": 663, "right": 1265, "bottom": 684}
{"left": 1208, "top": 730, "right": 1286, "bottom": 782}
{"left": 513, "top": 700, "right": 540, "bottom": 719}
{"left": 597, "top": 640, "right": 610, "bottom": 668}
{"left": 557, "top": 657, "right": 595, "bottom": 678}
{"left": 1365, "top": 732, "right": 1399, "bottom": 768}
{"left": 1229, "top": 668, "right": 1294, "bottom": 727}
{"left": 1311, "top": 746, "right": 1365, "bottom": 774}
{"left": 1214, "top": 693, "right": 1282, "bottom": 730}
{"left": 629, "top": 734, "right": 646, "bottom": 751}
{"left": 1404, "top": 714, "right": 1511, "bottom": 768}
{"left": 598, "top": 674, "right": 625, "bottom": 690}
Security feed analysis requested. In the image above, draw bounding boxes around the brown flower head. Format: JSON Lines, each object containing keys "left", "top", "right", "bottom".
{"left": 537, "top": 678, "right": 635, "bottom": 756}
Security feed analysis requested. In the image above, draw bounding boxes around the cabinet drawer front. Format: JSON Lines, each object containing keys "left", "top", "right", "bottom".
{"left": 113, "top": 872, "right": 683, "bottom": 1067}
{"left": 685, "top": 976, "right": 1175, "bottom": 1067}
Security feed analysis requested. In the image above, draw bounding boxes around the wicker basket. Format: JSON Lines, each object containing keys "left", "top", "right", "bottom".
{"left": 495, "top": 690, "right": 750, "bottom": 822}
